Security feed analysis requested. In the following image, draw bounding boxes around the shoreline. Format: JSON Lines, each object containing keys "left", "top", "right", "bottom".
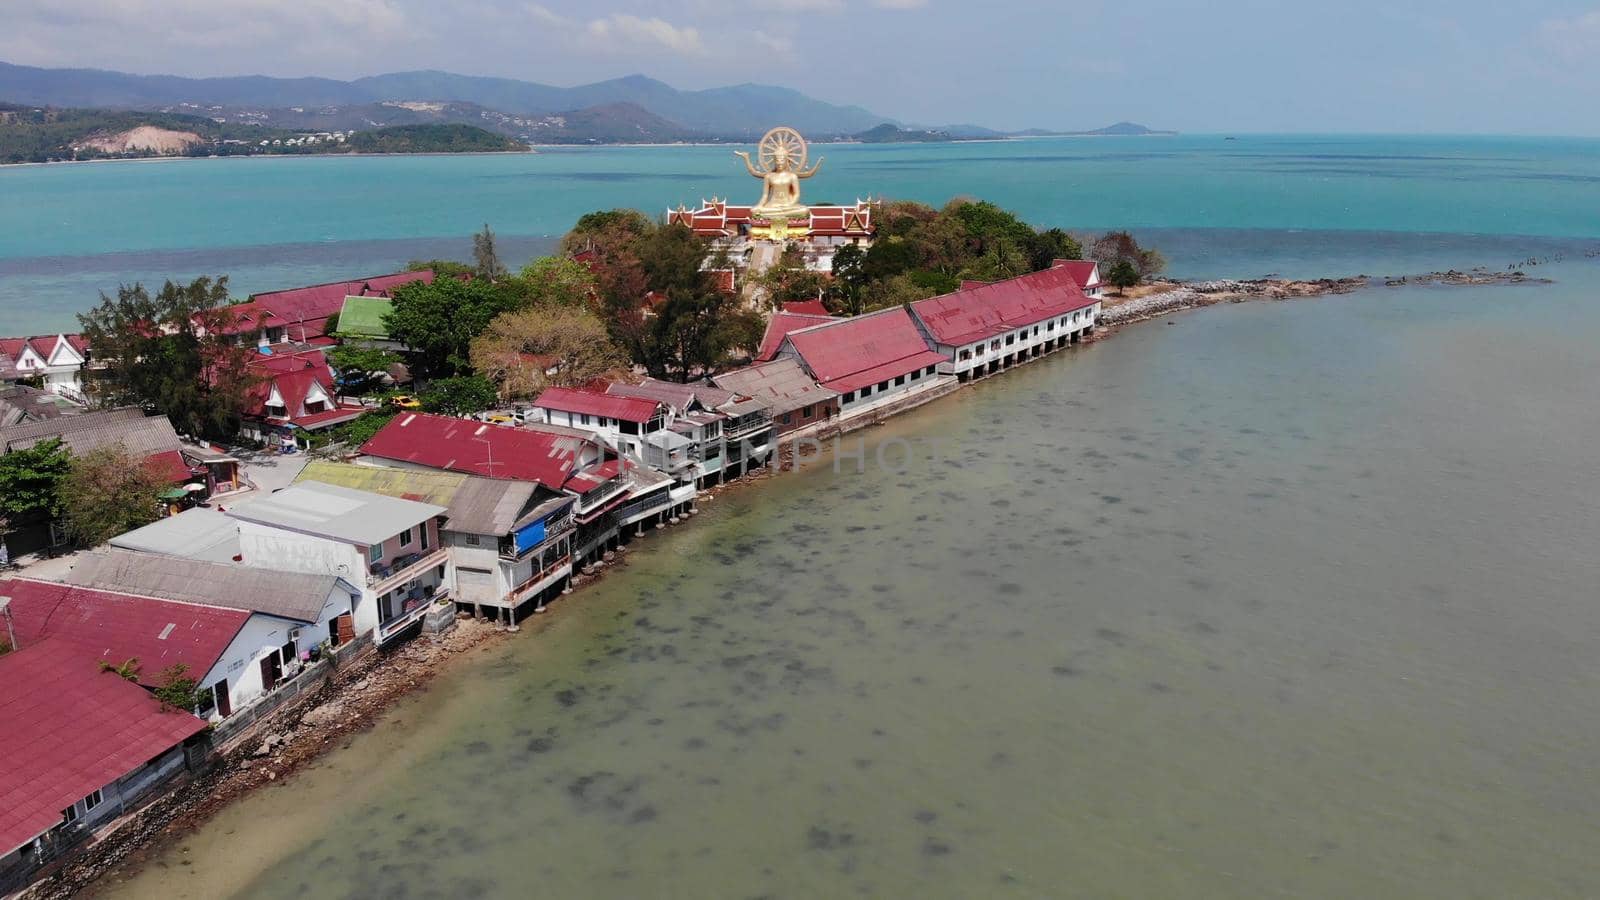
{"left": 20, "top": 262, "right": 1555, "bottom": 900}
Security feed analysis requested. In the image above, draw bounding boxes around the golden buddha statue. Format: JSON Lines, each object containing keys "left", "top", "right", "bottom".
{"left": 736, "top": 126, "right": 823, "bottom": 220}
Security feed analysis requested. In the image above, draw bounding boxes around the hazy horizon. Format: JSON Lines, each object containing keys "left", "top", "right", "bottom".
{"left": 3, "top": 1, "right": 1598, "bottom": 137}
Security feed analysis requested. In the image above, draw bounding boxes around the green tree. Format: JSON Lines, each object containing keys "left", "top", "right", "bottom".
{"left": 326, "top": 345, "right": 399, "bottom": 396}
{"left": 1090, "top": 231, "right": 1166, "bottom": 280}
{"left": 829, "top": 243, "right": 868, "bottom": 314}
{"left": 511, "top": 256, "right": 599, "bottom": 308}
{"left": 638, "top": 224, "right": 715, "bottom": 297}
{"left": 384, "top": 277, "right": 519, "bottom": 379}
{"left": 60, "top": 443, "right": 166, "bottom": 546}
{"left": 646, "top": 291, "right": 754, "bottom": 381}
{"left": 153, "top": 664, "right": 201, "bottom": 712}
{"left": 1106, "top": 258, "right": 1141, "bottom": 294}
{"left": 753, "top": 248, "right": 829, "bottom": 310}
{"left": 473, "top": 223, "right": 507, "bottom": 281}
{"left": 1025, "top": 228, "right": 1085, "bottom": 271}
{"left": 470, "top": 306, "right": 627, "bottom": 398}
{"left": 329, "top": 410, "right": 398, "bottom": 448}
{"left": 559, "top": 209, "right": 653, "bottom": 256}
{"left": 406, "top": 258, "right": 475, "bottom": 278}
{"left": 77, "top": 277, "right": 256, "bottom": 440}
{"left": 0, "top": 438, "right": 70, "bottom": 530}
{"left": 420, "top": 375, "right": 500, "bottom": 416}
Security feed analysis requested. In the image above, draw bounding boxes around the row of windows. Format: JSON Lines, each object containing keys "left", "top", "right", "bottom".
{"left": 841, "top": 366, "right": 937, "bottom": 404}
{"left": 368, "top": 524, "right": 430, "bottom": 564}
{"left": 955, "top": 310, "right": 1093, "bottom": 361}
{"left": 62, "top": 788, "right": 104, "bottom": 824}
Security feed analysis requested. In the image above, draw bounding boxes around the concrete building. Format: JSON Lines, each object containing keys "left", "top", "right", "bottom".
{"left": 224, "top": 481, "right": 449, "bottom": 647}
{"left": 908, "top": 262, "right": 1101, "bottom": 382}
{"left": 775, "top": 306, "right": 953, "bottom": 418}
{"left": 605, "top": 379, "right": 775, "bottom": 486}
{"left": 709, "top": 357, "right": 841, "bottom": 436}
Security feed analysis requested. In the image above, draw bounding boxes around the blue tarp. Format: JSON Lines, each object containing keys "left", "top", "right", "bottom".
{"left": 514, "top": 519, "right": 546, "bottom": 554}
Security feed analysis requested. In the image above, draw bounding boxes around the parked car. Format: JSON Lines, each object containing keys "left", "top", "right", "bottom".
{"left": 388, "top": 394, "right": 421, "bottom": 409}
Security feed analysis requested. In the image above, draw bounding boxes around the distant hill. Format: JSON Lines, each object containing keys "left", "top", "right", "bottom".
{"left": 0, "top": 61, "right": 890, "bottom": 139}
{"left": 1019, "top": 121, "right": 1177, "bottom": 137}
{"left": 852, "top": 123, "right": 969, "bottom": 144}
{"left": 0, "top": 104, "right": 524, "bottom": 162}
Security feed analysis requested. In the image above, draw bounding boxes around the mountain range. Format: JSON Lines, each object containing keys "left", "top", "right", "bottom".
{"left": 0, "top": 61, "right": 1172, "bottom": 144}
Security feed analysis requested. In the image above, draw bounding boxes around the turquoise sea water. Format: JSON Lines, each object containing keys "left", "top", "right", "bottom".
{"left": 3, "top": 134, "right": 1599, "bottom": 333}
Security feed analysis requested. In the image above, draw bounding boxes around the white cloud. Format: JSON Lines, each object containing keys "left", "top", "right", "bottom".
{"left": 586, "top": 14, "right": 706, "bottom": 55}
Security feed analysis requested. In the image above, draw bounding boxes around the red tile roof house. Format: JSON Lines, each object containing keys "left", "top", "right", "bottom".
{"left": 0, "top": 639, "right": 208, "bottom": 893}
{"left": 1053, "top": 259, "right": 1106, "bottom": 298}
{"left": 907, "top": 261, "right": 1102, "bottom": 382}
{"left": 358, "top": 411, "right": 685, "bottom": 572}
{"left": 239, "top": 349, "right": 365, "bottom": 450}
{"left": 205, "top": 271, "right": 438, "bottom": 350}
{"left": 756, "top": 309, "right": 839, "bottom": 362}
{"left": 0, "top": 333, "right": 91, "bottom": 404}
{"left": 1, "top": 568, "right": 360, "bottom": 724}
{"left": 774, "top": 306, "right": 952, "bottom": 419}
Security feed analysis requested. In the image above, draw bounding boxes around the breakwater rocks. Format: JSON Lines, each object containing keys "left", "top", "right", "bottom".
{"left": 1099, "top": 268, "right": 1548, "bottom": 327}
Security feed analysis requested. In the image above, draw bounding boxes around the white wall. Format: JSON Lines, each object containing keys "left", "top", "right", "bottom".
{"left": 237, "top": 522, "right": 378, "bottom": 635}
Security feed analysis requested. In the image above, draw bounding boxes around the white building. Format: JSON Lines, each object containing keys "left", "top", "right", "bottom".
{"left": 0, "top": 334, "right": 90, "bottom": 403}
{"left": 225, "top": 481, "right": 450, "bottom": 647}
{"left": 908, "top": 261, "right": 1101, "bottom": 382}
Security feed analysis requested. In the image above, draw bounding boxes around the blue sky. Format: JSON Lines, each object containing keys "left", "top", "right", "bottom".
{"left": 4, "top": 0, "right": 1598, "bottom": 134}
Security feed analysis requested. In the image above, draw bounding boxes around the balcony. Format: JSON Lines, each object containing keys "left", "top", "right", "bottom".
{"left": 615, "top": 488, "right": 675, "bottom": 526}
{"left": 573, "top": 477, "right": 629, "bottom": 518}
{"left": 499, "top": 513, "right": 573, "bottom": 561}
{"left": 368, "top": 546, "right": 449, "bottom": 592}
{"left": 377, "top": 589, "right": 449, "bottom": 645}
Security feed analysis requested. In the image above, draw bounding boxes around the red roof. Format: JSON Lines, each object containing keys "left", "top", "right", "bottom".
{"left": 910, "top": 264, "right": 1098, "bottom": 347}
{"left": 757, "top": 311, "right": 839, "bottom": 362}
{"left": 0, "top": 640, "right": 207, "bottom": 854}
{"left": 145, "top": 449, "right": 196, "bottom": 484}
{"left": 563, "top": 458, "right": 625, "bottom": 494}
{"left": 533, "top": 387, "right": 660, "bottom": 424}
{"left": 0, "top": 334, "right": 87, "bottom": 365}
{"left": 783, "top": 308, "right": 946, "bottom": 394}
{"left": 781, "top": 300, "right": 831, "bottom": 316}
{"left": 0, "top": 578, "right": 249, "bottom": 686}
{"left": 359, "top": 412, "right": 588, "bottom": 488}
{"left": 1052, "top": 259, "right": 1102, "bottom": 289}
{"left": 243, "top": 350, "right": 361, "bottom": 429}
{"left": 216, "top": 271, "right": 436, "bottom": 340}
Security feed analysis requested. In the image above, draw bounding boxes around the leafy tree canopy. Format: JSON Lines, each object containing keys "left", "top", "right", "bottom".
{"left": 0, "top": 437, "right": 70, "bottom": 528}
{"left": 59, "top": 443, "right": 167, "bottom": 547}
{"left": 76, "top": 277, "right": 255, "bottom": 441}
{"left": 420, "top": 375, "right": 500, "bottom": 417}
{"left": 326, "top": 345, "right": 399, "bottom": 396}
{"left": 470, "top": 306, "right": 627, "bottom": 399}
{"left": 383, "top": 277, "right": 521, "bottom": 379}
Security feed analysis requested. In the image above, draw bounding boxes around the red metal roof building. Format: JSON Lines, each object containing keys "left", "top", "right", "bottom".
{"left": 0, "top": 578, "right": 249, "bottom": 688}
{"left": 757, "top": 310, "right": 839, "bottom": 362}
{"left": 907, "top": 262, "right": 1102, "bottom": 380}
{"left": 532, "top": 387, "right": 661, "bottom": 424}
{"left": 776, "top": 307, "right": 948, "bottom": 406}
{"left": 780, "top": 300, "right": 832, "bottom": 316}
{"left": 1051, "top": 259, "right": 1105, "bottom": 296}
{"left": 0, "top": 640, "right": 207, "bottom": 860}
{"left": 213, "top": 270, "right": 437, "bottom": 346}
{"left": 358, "top": 411, "right": 603, "bottom": 490}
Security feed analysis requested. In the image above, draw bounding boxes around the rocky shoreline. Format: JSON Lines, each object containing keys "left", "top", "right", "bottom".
{"left": 1098, "top": 268, "right": 1549, "bottom": 328}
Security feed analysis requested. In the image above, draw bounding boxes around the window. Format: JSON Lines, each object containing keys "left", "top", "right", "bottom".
{"left": 83, "top": 789, "right": 103, "bottom": 812}
{"left": 465, "top": 533, "right": 480, "bottom": 546}
{"left": 779, "top": 413, "right": 792, "bottom": 425}
{"left": 1047, "top": 320, "right": 1055, "bottom": 331}
{"left": 990, "top": 340, "right": 1001, "bottom": 351}
{"left": 280, "top": 641, "right": 296, "bottom": 667}
{"left": 925, "top": 366, "right": 936, "bottom": 375}
{"left": 579, "top": 413, "right": 591, "bottom": 426}
{"left": 843, "top": 391, "right": 855, "bottom": 403}
{"left": 860, "top": 385, "right": 872, "bottom": 397}
{"left": 1006, "top": 334, "right": 1015, "bottom": 345}
{"left": 419, "top": 524, "right": 429, "bottom": 552}
{"left": 802, "top": 404, "right": 814, "bottom": 417}
{"left": 399, "top": 527, "right": 413, "bottom": 548}
{"left": 1032, "top": 326, "right": 1040, "bottom": 336}
{"left": 895, "top": 375, "right": 906, "bottom": 387}
{"left": 62, "top": 805, "right": 80, "bottom": 825}
{"left": 368, "top": 543, "right": 384, "bottom": 564}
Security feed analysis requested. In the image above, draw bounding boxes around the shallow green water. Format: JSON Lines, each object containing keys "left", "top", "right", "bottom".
{"left": 99, "top": 271, "right": 1600, "bottom": 899}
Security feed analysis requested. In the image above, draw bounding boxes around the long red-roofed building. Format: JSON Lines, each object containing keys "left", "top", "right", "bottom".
{"left": 529, "top": 387, "right": 667, "bottom": 459}
{"left": 358, "top": 411, "right": 608, "bottom": 490}
{"left": 0, "top": 640, "right": 207, "bottom": 882}
{"left": 774, "top": 307, "right": 949, "bottom": 414}
{"left": 907, "top": 261, "right": 1102, "bottom": 380}
{"left": 757, "top": 310, "right": 839, "bottom": 362}
{"left": 212, "top": 270, "right": 438, "bottom": 347}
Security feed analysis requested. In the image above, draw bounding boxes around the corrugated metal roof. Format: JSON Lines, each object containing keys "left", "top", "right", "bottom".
{"left": 297, "top": 460, "right": 544, "bottom": 535}
{"left": 534, "top": 387, "right": 660, "bottom": 423}
{"left": 0, "top": 640, "right": 207, "bottom": 856}
{"left": 910, "top": 264, "right": 1097, "bottom": 347}
{"left": 359, "top": 412, "right": 587, "bottom": 489}
{"left": 757, "top": 311, "right": 838, "bottom": 361}
{"left": 62, "top": 549, "right": 343, "bottom": 623}
{"left": 335, "top": 296, "right": 395, "bottom": 339}
{"left": 0, "top": 408, "right": 180, "bottom": 458}
{"left": 782, "top": 307, "right": 945, "bottom": 394}
{"left": 226, "top": 480, "right": 444, "bottom": 545}
{"left": 110, "top": 508, "right": 241, "bottom": 562}
{"left": 0, "top": 577, "right": 249, "bottom": 686}
{"left": 711, "top": 358, "right": 840, "bottom": 416}
{"left": 605, "top": 378, "right": 738, "bottom": 414}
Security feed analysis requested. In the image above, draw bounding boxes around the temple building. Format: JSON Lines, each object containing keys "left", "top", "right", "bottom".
{"left": 666, "top": 127, "right": 876, "bottom": 282}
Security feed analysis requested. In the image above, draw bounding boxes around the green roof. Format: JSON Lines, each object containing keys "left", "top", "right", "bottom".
{"left": 335, "top": 296, "right": 395, "bottom": 339}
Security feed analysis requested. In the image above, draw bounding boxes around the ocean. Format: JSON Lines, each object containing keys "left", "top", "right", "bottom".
{"left": 14, "top": 135, "right": 1600, "bottom": 899}
{"left": 2, "top": 134, "right": 1598, "bottom": 333}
